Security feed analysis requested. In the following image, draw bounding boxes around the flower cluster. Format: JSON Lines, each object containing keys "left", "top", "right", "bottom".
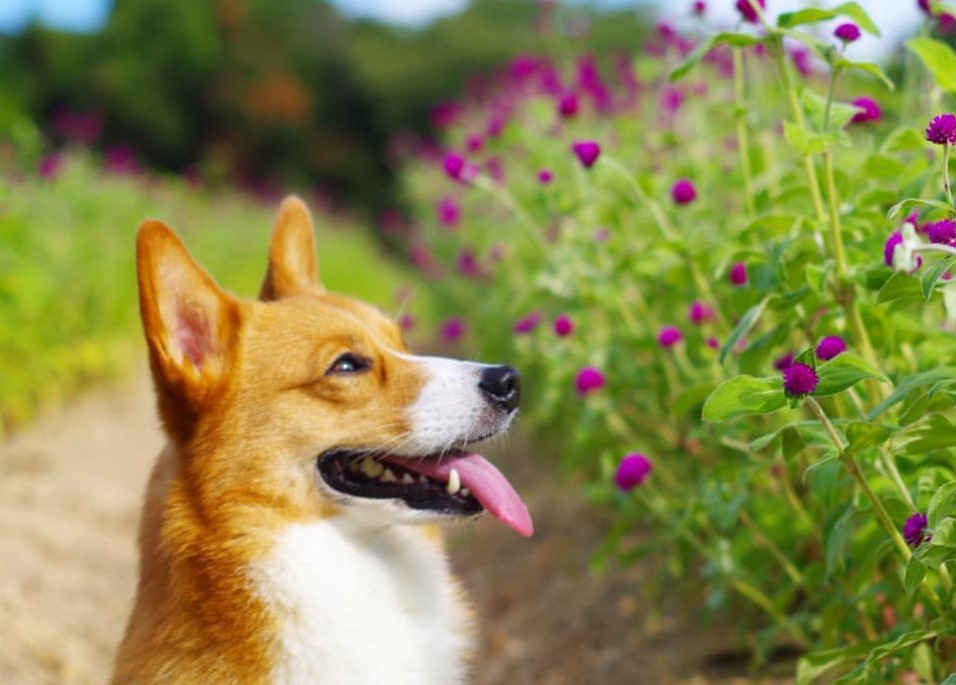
{"left": 926, "top": 113, "right": 956, "bottom": 145}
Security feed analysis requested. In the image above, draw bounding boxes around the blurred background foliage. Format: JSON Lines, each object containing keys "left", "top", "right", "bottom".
{"left": 0, "top": 0, "right": 650, "bottom": 217}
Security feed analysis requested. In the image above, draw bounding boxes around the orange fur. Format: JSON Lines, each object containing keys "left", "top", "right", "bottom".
{"left": 113, "top": 197, "right": 447, "bottom": 683}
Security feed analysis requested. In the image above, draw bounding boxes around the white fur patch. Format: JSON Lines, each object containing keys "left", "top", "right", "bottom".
{"left": 252, "top": 520, "right": 470, "bottom": 685}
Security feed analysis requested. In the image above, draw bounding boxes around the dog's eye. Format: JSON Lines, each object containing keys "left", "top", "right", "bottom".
{"left": 327, "top": 353, "right": 369, "bottom": 375}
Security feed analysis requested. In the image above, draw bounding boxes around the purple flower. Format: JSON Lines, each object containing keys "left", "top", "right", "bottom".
{"left": 658, "top": 325, "right": 684, "bottom": 348}
{"left": 456, "top": 248, "right": 482, "bottom": 279}
{"left": 437, "top": 197, "right": 460, "bottom": 227}
{"left": 614, "top": 453, "right": 653, "bottom": 491}
{"left": 926, "top": 113, "right": 956, "bottom": 145}
{"left": 557, "top": 92, "right": 579, "bottom": 118}
{"left": 919, "top": 0, "right": 931, "bottom": 13}
{"left": 440, "top": 317, "right": 466, "bottom": 343}
{"left": 705, "top": 337, "right": 720, "bottom": 350}
{"left": 783, "top": 362, "right": 819, "bottom": 396}
{"left": 773, "top": 352, "right": 795, "bottom": 370}
{"left": 816, "top": 336, "right": 847, "bottom": 361}
{"left": 554, "top": 314, "right": 574, "bottom": 337}
{"left": 571, "top": 140, "right": 601, "bottom": 169}
{"left": 850, "top": 97, "right": 882, "bottom": 124}
{"left": 903, "top": 512, "right": 930, "bottom": 548}
{"left": 834, "top": 23, "right": 861, "bottom": 43}
{"left": 537, "top": 169, "right": 554, "bottom": 184}
{"left": 736, "top": 0, "right": 765, "bottom": 24}
{"left": 791, "top": 47, "right": 813, "bottom": 77}
{"left": 671, "top": 179, "right": 697, "bottom": 205}
{"left": 398, "top": 313, "right": 415, "bottom": 331}
{"left": 688, "top": 301, "right": 715, "bottom": 325}
{"left": 927, "top": 219, "right": 956, "bottom": 244}
{"left": 443, "top": 153, "right": 478, "bottom": 183}
{"left": 466, "top": 134, "right": 484, "bottom": 153}
{"left": 513, "top": 311, "right": 544, "bottom": 334}
{"left": 884, "top": 231, "right": 903, "bottom": 267}
{"left": 693, "top": 1, "right": 707, "bottom": 16}
{"left": 37, "top": 153, "right": 63, "bottom": 180}
{"left": 575, "top": 366, "right": 606, "bottom": 395}
{"left": 729, "top": 262, "right": 748, "bottom": 286}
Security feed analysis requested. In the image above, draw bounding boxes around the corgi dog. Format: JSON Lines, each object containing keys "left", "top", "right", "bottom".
{"left": 112, "top": 196, "right": 533, "bottom": 684}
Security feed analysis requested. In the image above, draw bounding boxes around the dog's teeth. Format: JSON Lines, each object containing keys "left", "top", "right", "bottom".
{"left": 382, "top": 469, "right": 397, "bottom": 483}
{"left": 446, "top": 468, "right": 461, "bottom": 495}
{"left": 361, "top": 458, "right": 384, "bottom": 478}
{"left": 401, "top": 473, "right": 415, "bottom": 485}
{"left": 461, "top": 487, "right": 471, "bottom": 498}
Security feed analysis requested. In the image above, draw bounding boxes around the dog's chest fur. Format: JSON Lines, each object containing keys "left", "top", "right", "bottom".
{"left": 252, "top": 520, "right": 471, "bottom": 685}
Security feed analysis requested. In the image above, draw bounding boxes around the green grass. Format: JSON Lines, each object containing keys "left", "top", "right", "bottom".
{"left": 0, "top": 153, "right": 424, "bottom": 434}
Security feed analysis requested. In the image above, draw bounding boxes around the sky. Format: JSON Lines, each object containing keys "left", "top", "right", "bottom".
{"left": 0, "top": 0, "right": 928, "bottom": 61}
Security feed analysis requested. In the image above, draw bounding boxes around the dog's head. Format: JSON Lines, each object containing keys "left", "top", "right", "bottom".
{"left": 136, "top": 196, "right": 532, "bottom": 536}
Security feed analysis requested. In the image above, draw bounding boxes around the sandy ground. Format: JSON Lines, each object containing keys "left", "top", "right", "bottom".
{"left": 0, "top": 371, "right": 792, "bottom": 684}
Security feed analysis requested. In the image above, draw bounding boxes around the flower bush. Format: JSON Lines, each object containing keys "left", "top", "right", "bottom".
{"left": 400, "top": 2, "right": 956, "bottom": 681}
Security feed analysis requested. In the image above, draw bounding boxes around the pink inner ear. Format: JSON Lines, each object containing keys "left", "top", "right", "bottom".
{"left": 174, "top": 306, "right": 213, "bottom": 369}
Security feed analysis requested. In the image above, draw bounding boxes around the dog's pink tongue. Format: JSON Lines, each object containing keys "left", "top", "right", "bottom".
{"left": 390, "top": 453, "right": 534, "bottom": 537}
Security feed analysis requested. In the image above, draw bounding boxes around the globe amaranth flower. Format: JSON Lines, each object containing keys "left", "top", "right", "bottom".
{"left": 783, "top": 362, "right": 818, "bottom": 396}
{"left": 705, "top": 337, "right": 720, "bottom": 350}
{"left": 440, "top": 317, "right": 466, "bottom": 343}
{"left": 816, "top": 335, "right": 847, "bottom": 361}
{"left": 398, "top": 313, "right": 415, "bottom": 332}
{"left": 850, "top": 97, "right": 882, "bottom": 124}
{"left": 735, "top": 0, "right": 765, "bottom": 24}
{"left": 693, "top": 1, "right": 707, "bottom": 16}
{"left": 466, "top": 134, "right": 484, "bottom": 153}
{"left": 554, "top": 314, "right": 574, "bottom": 337}
{"left": 671, "top": 179, "right": 697, "bottom": 205}
{"left": 926, "top": 113, "right": 956, "bottom": 145}
{"left": 658, "top": 325, "right": 684, "bottom": 348}
{"left": 927, "top": 219, "right": 956, "bottom": 245}
{"left": 557, "top": 92, "right": 579, "bottom": 118}
{"left": 443, "top": 153, "right": 479, "bottom": 183}
{"left": 903, "top": 512, "right": 930, "bottom": 548}
{"left": 537, "top": 169, "right": 554, "bottom": 184}
{"left": 834, "top": 22, "right": 861, "bottom": 43}
{"left": 575, "top": 366, "right": 606, "bottom": 395}
{"left": 688, "top": 300, "right": 715, "bottom": 325}
{"left": 773, "top": 352, "right": 795, "bottom": 371}
{"left": 437, "top": 197, "right": 460, "bottom": 227}
{"left": 456, "top": 248, "right": 482, "bottom": 279}
{"left": 513, "top": 311, "right": 543, "bottom": 334}
{"left": 614, "top": 453, "right": 653, "bottom": 491}
{"left": 885, "top": 223, "right": 923, "bottom": 273}
{"left": 571, "top": 140, "right": 602, "bottom": 169}
{"left": 729, "top": 261, "right": 748, "bottom": 286}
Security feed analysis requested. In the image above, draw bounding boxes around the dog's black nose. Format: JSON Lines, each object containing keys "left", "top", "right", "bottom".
{"left": 478, "top": 365, "right": 521, "bottom": 412}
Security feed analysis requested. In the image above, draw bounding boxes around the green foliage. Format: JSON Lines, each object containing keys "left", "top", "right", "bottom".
{"left": 400, "top": 5, "right": 956, "bottom": 681}
{"left": 0, "top": 152, "right": 418, "bottom": 434}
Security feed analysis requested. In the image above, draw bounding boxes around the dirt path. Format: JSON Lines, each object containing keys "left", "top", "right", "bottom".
{"left": 0, "top": 372, "right": 791, "bottom": 684}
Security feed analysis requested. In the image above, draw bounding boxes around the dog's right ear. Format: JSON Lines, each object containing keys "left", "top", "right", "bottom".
{"left": 259, "top": 195, "right": 323, "bottom": 300}
{"left": 137, "top": 220, "right": 240, "bottom": 421}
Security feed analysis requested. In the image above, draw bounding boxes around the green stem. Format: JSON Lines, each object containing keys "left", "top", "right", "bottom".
{"left": 731, "top": 578, "right": 809, "bottom": 645}
{"left": 739, "top": 509, "right": 806, "bottom": 587}
{"left": 944, "top": 143, "right": 954, "bottom": 208}
{"left": 475, "top": 176, "right": 548, "bottom": 256}
{"left": 732, "top": 47, "right": 756, "bottom": 215}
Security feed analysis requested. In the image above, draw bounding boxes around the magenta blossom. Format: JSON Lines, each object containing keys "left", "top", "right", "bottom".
{"left": 783, "top": 362, "right": 818, "bottom": 396}
{"left": 443, "top": 153, "right": 479, "bottom": 183}
{"left": 575, "top": 366, "right": 606, "bottom": 395}
{"left": 614, "top": 453, "right": 653, "bottom": 490}
{"left": 658, "top": 325, "right": 684, "bottom": 348}
{"left": 693, "top": 1, "right": 706, "bottom": 16}
{"left": 816, "top": 336, "right": 847, "bottom": 361}
{"left": 903, "top": 512, "right": 930, "bottom": 548}
{"left": 773, "top": 352, "right": 795, "bottom": 370}
{"left": 671, "top": 179, "right": 697, "bottom": 205}
{"left": 466, "top": 134, "right": 484, "bottom": 153}
{"left": 38, "top": 153, "right": 63, "bottom": 180}
{"left": 557, "top": 92, "right": 579, "bottom": 118}
{"left": 834, "top": 23, "right": 861, "bottom": 43}
{"left": 926, "top": 113, "right": 956, "bottom": 145}
{"left": 554, "top": 314, "right": 574, "bottom": 337}
{"left": 729, "top": 262, "right": 748, "bottom": 286}
{"left": 440, "top": 317, "right": 466, "bottom": 343}
{"left": 736, "top": 0, "right": 765, "bottom": 24}
{"left": 437, "top": 197, "right": 460, "bottom": 227}
{"left": 850, "top": 97, "right": 882, "bottom": 124}
{"left": 884, "top": 231, "right": 903, "bottom": 266}
{"left": 456, "top": 248, "right": 482, "bottom": 279}
{"left": 398, "top": 313, "right": 415, "bottom": 331}
{"left": 688, "top": 301, "right": 715, "bottom": 325}
{"left": 705, "top": 337, "right": 720, "bottom": 350}
{"left": 571, "top": 140, "right": 601, "bottom": 169}
{"left": 537, "top": 169, "right": 554, "bottom": 184}
{"left": 927, "top": 219, "right": 956, "bottom": 244}
{"left": 513, "top": 311, "right": 544, "bottom": 334}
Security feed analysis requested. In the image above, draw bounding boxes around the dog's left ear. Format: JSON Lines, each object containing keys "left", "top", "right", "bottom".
{"left": 259, "top": 195, "right": 323, "bottom": 300}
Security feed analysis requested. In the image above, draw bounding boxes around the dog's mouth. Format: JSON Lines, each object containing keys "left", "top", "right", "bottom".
{"left": 317, "top": 449, "right": 533, "bottom": 537}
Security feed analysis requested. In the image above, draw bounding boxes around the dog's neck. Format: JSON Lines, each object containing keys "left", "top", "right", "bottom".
{"left": 120, "top": 445, "right": 472, "bottom": 685}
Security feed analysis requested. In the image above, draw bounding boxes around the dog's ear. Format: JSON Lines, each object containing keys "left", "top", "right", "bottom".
{"left": 259, "top": 195, "right": 323, "bottom": 300}
{"left": 137, "top": 219, "right": 240, "bottom": 424}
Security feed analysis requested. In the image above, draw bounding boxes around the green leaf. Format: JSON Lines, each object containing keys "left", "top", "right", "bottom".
{"left": 670, "top": 32, "right": 762, "bottom": 81}
{"left": 805, "top": 262, "right": 832, "bottom": 294}
{"left": 778, "top": 3, "right": 879, "bottom": 35}
{"left": 882, "top": 127, "right": 929, "bottom": 153}
{"left": 890, "top": 413, "right": 956, "bottom": 455}
{"left": 671, "top": 383, "right": 716, "bottom": 419}
{"left": 940, "top": 675, "right": 956, "bottom": 685}
{"left": 702, "top": 375, "right": 786, "bottom": 422}
{"left": 921, "top": 256, "right": 956, "bottom": 301}
{"left": 868, "top": 367, "right": 956, "bottom": 419}
{"left": 877, "top": 272, "right": 924, "bottom": 305}
{"left": 928, "top": 482, "right": 956, "bottom": 528}
{"left": 845, "top": 421, "right": 891, "bottom": 457}
{"left": 887, "top": 196, "right": 955, "bottom": 220}
{"left": 835, "top": 58, "right": 895, "bottom": 90}
{"left": 903, "top": 556, "right": 927, "bottom": 593}
{"left": 784, "top": 121, "right": 828, "bottom": 156}
{"left": 907, "top": 36, "right": 956, "bottom": 93}
{"left": 812, "top": 354, "right": 888, "bottom": 398}
{"left": 720, "top": 297, "right": 768, "bottom": 363}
